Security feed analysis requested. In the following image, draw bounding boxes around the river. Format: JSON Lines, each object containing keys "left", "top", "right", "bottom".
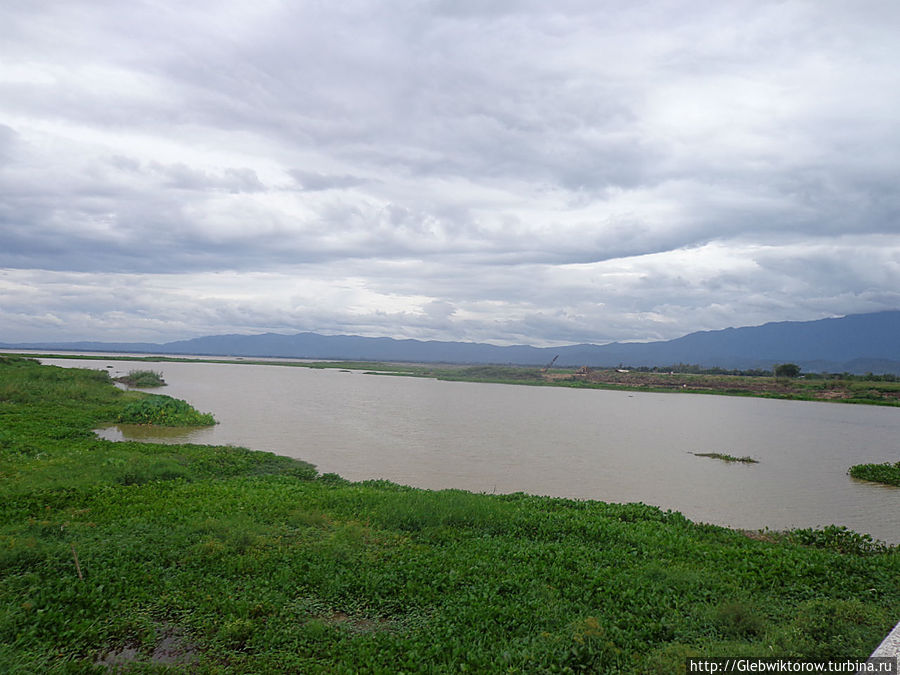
{"left": 41, "top": 357, "right": 900, "bottom": 543}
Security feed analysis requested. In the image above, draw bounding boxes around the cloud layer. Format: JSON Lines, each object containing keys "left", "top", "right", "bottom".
{"left": 2, "top": 1, "right": 899, "bottom": 345}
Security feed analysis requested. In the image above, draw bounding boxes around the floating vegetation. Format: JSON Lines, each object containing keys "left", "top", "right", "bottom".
{"left": 116, "top": 394, "right": 215, "bottom": 426}
{"left": 114, "top": 369, "right": 166, "bottom": 387}
{"left": 849, "top": 461, "right": 900, "bottom": 487}
{"left": 693, "top": 452, "right": 759, "bottom": 464}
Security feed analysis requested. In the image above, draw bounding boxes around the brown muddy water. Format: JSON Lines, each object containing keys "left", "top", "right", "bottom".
{"left": 43, "top": 357, "right": 900, "bottom": 543}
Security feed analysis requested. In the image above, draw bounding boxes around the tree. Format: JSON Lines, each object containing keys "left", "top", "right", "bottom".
{"left": 774, "top": 363, "right": 801, "bottom": 378}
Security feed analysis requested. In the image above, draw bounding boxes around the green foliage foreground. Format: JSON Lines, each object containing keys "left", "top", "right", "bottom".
{"left": 0, "top": 357, "right": 897, "bottom": 673}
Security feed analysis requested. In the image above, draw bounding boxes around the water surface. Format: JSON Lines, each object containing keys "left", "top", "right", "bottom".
{"left": 43, "top": 358, "right": 900, "bottom": 543}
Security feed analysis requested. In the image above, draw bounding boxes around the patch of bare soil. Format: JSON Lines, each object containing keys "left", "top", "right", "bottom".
{"left": 815, "top": 390, "right": 851, "bottom": 400}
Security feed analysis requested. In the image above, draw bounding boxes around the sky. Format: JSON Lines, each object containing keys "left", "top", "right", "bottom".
{"left": 2, "top": 1, "right": 899, "bottom": 347}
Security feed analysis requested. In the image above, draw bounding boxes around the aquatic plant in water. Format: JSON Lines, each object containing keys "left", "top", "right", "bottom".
{"left": 116, "top": 394, "right": 215, "bottom": 426}
{"left": 693, "top": 452, "right": 759, "bottom": 464}
{"left": 114, "top": 369, "right": 166, "bottom": 387}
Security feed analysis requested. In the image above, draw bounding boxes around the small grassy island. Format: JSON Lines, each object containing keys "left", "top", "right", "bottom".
{"left": 113, "top": 369, "right": 167, "bottom": 388}
{"left": 1, "top": 355, "right": 897, "bottom": 672}
{"left": 849, "top": 462, "right": 900, "bottom": 487}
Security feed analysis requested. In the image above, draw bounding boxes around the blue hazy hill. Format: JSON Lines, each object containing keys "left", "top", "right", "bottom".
{"left": 4, "top": 310, "right": 900, "bottom": 374}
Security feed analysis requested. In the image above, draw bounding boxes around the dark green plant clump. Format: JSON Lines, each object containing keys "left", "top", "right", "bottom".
{"left": 114, "top": 369, "right": 166, "bottom": 387}
{"left": 693, "top": 452, "right": 759, "bottom": 464}
{"left": 0, "top": 358, "right": 897, "bottom": 673}
{"left": 849, "top": 461, "right": 900, "bottom": 487}
{"left": 116, "top": 394, "right": 216, "bottom": 426}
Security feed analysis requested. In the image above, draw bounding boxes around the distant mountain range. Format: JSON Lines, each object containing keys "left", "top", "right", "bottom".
{"left": 4, "top": 310, "right": 900, "bottom": 374}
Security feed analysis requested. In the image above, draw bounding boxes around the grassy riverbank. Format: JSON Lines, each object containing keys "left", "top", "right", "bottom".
{"left": 1, "top": 356, "right": 898, "bottom": 672}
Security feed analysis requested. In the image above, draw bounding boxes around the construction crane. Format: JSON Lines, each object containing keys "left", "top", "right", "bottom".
{"left": 540, "top": 354, "right": 559, "bottom": 374}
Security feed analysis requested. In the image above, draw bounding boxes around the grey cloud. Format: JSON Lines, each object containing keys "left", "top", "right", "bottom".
{"left": 288, "top": 170, "right": 369, "bottom": 191}
{"left": 0, "top": 125, "right": 17, "bottom": 163}
{"left": 150, "top": 163, "right": 266, "bottom": 193}
{"left": 2, "top": 1, "right": 900, "bottom": 344}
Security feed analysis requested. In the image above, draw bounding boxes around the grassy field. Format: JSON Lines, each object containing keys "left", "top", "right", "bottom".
{"left": 1, "top": 356, "right": 898, "bottom": 672}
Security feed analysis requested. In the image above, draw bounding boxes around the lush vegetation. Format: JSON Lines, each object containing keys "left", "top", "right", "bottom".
{"left": 1, "top": 356, "right": 898, "bottom": 672}
{"left": 114, "top": 369, "right": 166, "bottom": 387}
{"left": 116, "top": 394, "right": 216, "bottom": 426}
{"left": 849, "top": 462, "right": 900, "bottom": 487}
{"left": 692, "top": 452, "right": 759, "bottom": 464}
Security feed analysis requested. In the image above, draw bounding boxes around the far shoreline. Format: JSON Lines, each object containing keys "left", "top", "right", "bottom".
{"left": 12, "top": 349, "right": 900, "bottom": 408}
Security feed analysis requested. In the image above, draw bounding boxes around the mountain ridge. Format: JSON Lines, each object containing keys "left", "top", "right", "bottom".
{"left": 3, "top": 310, "right": 900, "bottom": 374}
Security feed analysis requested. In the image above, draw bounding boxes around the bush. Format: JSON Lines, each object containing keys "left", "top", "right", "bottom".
{"left": 774, "top": 363, "right": 801, "bottom": 378}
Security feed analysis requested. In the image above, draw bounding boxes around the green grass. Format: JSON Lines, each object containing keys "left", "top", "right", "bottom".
{"left": 849, "top": 462, "right": 900, "bottom": 487}
{"left": 1, "top": 357, "right": 898, "bottom": 673}
{"left": 693, "top": 452, "right": 760, "bottom": 464}
{"left": 113, "top": 369, "right": 166, "bottom": 387}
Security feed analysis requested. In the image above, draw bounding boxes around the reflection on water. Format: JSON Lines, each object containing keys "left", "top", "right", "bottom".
{"left": 97, "top": 424, "right": 208, "bottom": 443}
{"left": 47, "top": 357, "right": 900, "bottom": 543}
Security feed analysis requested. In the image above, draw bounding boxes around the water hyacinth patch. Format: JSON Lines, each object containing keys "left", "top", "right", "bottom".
{"left": 113, "top": 370, "right": 167, "bottom": 387}
{"left": 116, "top": 394, "right": 215, "bottom": 427}
{"left": 849, "top": 461, "right": 900, "bottom": 487}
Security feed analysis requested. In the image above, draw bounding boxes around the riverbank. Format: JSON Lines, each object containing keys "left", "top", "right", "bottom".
{"left": 1, "top": 356, "right": 898, "bottom": 672}
{"left": 9, "top": 350, "right": 900, "bottom": 406}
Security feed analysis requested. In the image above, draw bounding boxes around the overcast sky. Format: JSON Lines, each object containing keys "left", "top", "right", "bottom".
{"left": 2, "top": 1, "right": 899, "bottom": 346}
